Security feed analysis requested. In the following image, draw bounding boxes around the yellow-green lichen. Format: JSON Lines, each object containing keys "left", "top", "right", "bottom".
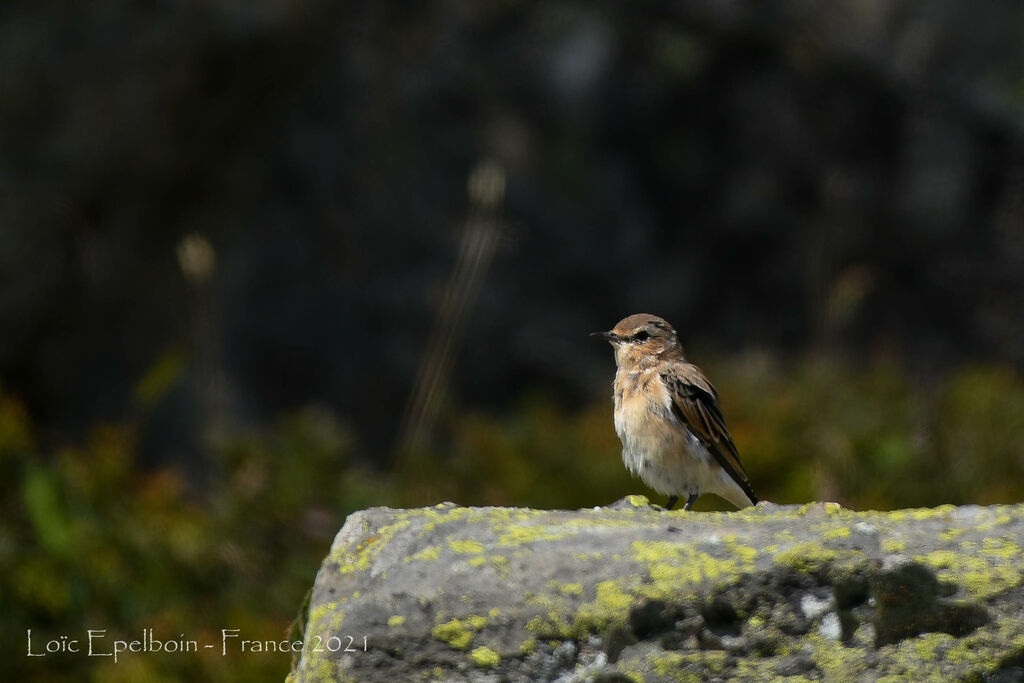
{"left": 823, "top": 526, "right": 852, "bottom": 540}
{"left": 431, "top": 615, "right": 488, "bottom": 651}
{"left": 774, "top": 542, "right": 837, "bottom": 573}
{"left": 407, "top": 545, "right": 441, "bottom": 562}
{"left": 632, "top": 540, "right": 753, "bottom": 601}
{"left": 887, "top": 505, "right": 956, "bottom": 522}
{"left": 519, "top": 637, "right": 537, "bottom": 655}
{"left": 387, "top": 615, "right": 406, "bottom": 627}
{"left": 566, "top": 515, "right": 645, "bottom": 530}
{"left": 415, "top": 505, "right": 482, "bottom": 534}
{"left": 621, "top": 668, "right": 646, "bottom": 683}
{"left": 468, "top": 646, "right": 500, "bottom": 669}
{"left": 914, "top": 549, "right": 1021, "bottom": 600}
{"left": 524, "top": 592, "right": 574, "bottom": 637}
{"left": 596, "top": 580, "right": 634, "bottom": 610}
{"left": 305, "top": 600, "right": 347, "bottom": 639}
{"left": 468, "top": 556, "right": 486, "bottom": 567}
{"left": 807, "top": 633, "right": 869, "bottom": 681}
{"left": 572, "top": 579, "right": 634, "bottom": 633}
{"left": 525, "top": 613, "right": 573, "bottom": 639}
{"left": 626, "top": 494, "right": 651, "bottom": 507}
{"left": 523, "top": 590, "right": 578, "bottom": 639}
{"left": 649, "top": 651, "right": 728, "bottom": 680}
{"left": 302, "top": 657, "right": 342, "bottom": 683}
{"left": 975, "top": 513, "right": 1014, "bottom": 533}
{"left": 449, "top": 539, "right": 485, "bottom": 554}
{"left": 331, "top": 520, "right": 410, "bottom": 574}
{"left": 880, "top": 632, "right": 984, "bottom": 680}
{"left": 432, "top": 620, "right": 473, "bottom": 650}
{"left": 560, "top": 582, "right": 584, "bottom": 596}
{"left": 775, "top": 530, "right": 797, "bottom": 544}
{"left": 497, "top": 524, "right": 568, "bottom": 546}
{"left": 723, "top": 535, "right": 759, "bottom": 563}
{"left": 923, "top": 617, "right": 1024, "bottom": 674}
{"left": 912, "top": 632, "right": 956, "bottom": 661}
{"left": 649, "top": 654, "right": 701, "bottom": 682}
{"left": 981, "top": 537, "right": 1022, "bottom": 560}
{"left": 572, "top": 551, "right": 604, "bottom": 562}
{"left": 307, "top": 601, "right": 339, "bottom": 632}
{"left": 883, "top": 539, "right": 906, "bottom": 553}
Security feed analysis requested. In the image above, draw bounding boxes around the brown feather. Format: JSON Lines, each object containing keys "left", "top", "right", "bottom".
{"left": 661, "top": 363, "right": 757, "bottom": 505}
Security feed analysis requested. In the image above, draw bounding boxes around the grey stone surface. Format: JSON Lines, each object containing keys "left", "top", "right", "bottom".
{"left": 288, "top": 497, "right": 1024, "bottom": 682}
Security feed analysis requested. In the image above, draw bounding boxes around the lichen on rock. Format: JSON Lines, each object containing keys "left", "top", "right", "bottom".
{"left": 289, "top": 500, "right": 1024, "bottom": 682}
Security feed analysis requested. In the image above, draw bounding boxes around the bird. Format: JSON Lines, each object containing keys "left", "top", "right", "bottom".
{"left": 591, "top": 313, "right": 757, "bottom": 510}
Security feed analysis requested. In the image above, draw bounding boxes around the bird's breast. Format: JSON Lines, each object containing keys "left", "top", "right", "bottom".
{"left": 612, "top": 370, "right": 675, "bottom": 457}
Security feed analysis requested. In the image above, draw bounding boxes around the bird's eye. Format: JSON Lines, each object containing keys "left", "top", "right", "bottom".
{"left": 634, "top": 330, "right": 650, "bottom": 342}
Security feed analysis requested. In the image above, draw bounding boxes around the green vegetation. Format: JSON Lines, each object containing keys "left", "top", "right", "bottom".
{"left": 3, "top": 356, "right": 1024, "bottom": 680}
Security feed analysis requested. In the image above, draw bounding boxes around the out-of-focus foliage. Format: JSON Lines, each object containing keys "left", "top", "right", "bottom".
{"left": 2, "top": 394, "right": 368, "bottom": 682}
{"left": 398, "top": 355, "right": 1024, "bottom": 513}
{"left": 2, "top": 0, "right": 1023, "bottom": 460}
{"left": 709, "top": 355, "right": 1024, "bottom": 511}
{"left": 10, "top": 356, "right": 1022, "bottom": 680}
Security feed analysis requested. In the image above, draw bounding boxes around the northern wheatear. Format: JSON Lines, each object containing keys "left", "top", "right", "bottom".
{"left": 592, "top": 314, "right": 757, "bottom": 510}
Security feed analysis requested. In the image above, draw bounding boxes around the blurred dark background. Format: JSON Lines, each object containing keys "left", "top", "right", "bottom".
{"left": 3, "top": 1, "right": 1023, "bottom": 680}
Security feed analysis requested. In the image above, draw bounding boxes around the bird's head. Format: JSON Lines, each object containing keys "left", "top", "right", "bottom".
{"left": 591, "top": 313, "right": 684, "bottom": 368}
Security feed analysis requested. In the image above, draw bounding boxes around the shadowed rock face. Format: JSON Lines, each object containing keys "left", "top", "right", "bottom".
{"left": 289, "top": 499, "right": 1024, "bottom": 682}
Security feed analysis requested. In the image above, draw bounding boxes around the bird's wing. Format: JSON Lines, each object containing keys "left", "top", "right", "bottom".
{"left": 661, "top": 363, "right": 757, "bottom": 504}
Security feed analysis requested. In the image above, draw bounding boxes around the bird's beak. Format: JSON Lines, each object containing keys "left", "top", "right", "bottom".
{"left": 590, "top": 330, "right": 619, "bottom": 342}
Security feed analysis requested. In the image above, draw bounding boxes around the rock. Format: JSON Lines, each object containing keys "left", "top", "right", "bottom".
{"left": 288, "top": 499, "right": 1024, "bottom": 682}
{"left": 818, "top": 612, "right": 843, "bottom": 640}
{"left": 871, "top": 558, "right": 991, "bottom": 647}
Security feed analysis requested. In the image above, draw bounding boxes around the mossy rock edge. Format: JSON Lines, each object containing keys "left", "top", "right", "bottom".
{"left": 290, "top": 500, "right": 1024, "bottom": 682}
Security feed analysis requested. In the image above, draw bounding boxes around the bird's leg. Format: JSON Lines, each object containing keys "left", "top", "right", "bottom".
{"left": 665, "top": 496, "right": 678, "bottom": 510}
{"left": 683, "top": 493, "right": 699, "bottom": 511}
